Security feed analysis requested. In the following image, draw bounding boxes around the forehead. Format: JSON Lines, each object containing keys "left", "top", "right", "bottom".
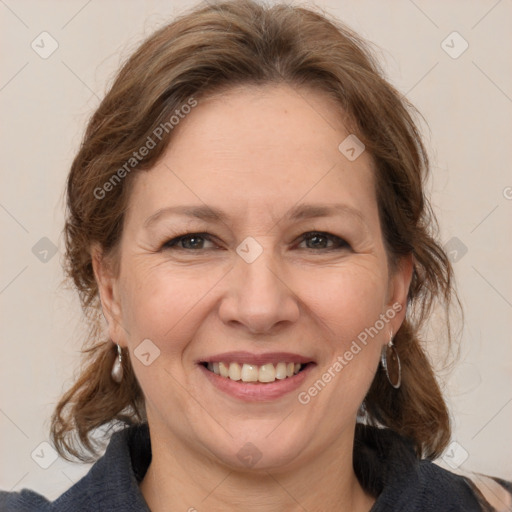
{"left": 125, "top": 84, "right": 378, "bottom": 228}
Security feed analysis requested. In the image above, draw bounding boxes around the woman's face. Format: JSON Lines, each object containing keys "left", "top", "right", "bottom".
{"left": 96, "top": 84, "right": 412, "bottom": 472}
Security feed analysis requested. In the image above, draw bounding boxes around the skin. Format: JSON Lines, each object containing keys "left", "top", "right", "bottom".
{"left": 93, "top": 83, "right": 413, "bottom": 511}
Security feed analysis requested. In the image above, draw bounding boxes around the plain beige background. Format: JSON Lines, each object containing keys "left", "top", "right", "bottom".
{"left": 1, "top": 0, "right": 511, "bottom": 500}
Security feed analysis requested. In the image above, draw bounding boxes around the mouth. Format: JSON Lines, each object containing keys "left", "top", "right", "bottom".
{"left": 200, "top": 360, "right": 313, "bottom": 384}
{"left": 196, "top": 351, "right": 316, "bottom": 401}
{"left": 198, "top": 354, "right": 316, "bottom": 401}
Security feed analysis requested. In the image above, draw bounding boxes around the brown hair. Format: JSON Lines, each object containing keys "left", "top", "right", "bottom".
{"left": 52, "top": 0, "right": 460, "bottom": 462}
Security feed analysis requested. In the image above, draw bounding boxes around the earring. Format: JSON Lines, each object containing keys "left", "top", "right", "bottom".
{"left": 381, "top": 331, "right": 401, "bottom": 389}
{"left": 111, "top": 344, "right": 123, "bottom": 383}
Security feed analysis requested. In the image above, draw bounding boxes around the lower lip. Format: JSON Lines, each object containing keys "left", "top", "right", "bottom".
{"left": 199, "top": 363, "right": 315, "bottom": 402}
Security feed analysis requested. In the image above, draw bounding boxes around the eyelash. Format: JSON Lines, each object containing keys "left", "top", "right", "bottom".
{"left": 161, "top": 231, "right": 351, "bottom": 252}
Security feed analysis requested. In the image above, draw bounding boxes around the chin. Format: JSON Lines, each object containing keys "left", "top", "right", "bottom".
{"left": 202, "top": 426, "right": 313, "bottom": 473}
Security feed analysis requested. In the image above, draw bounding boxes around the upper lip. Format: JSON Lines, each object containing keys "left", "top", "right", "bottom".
{"left": 198, "top": 351, "right": 315, "bottom": 366}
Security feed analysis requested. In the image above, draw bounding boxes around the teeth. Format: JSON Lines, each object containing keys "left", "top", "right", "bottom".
{"left": 275, "top": 362, "right": 287, "bottom": 380}
{"left": 218, "top": 362, "right": 229, "bottom": 377}
{"left": 205, "top": 361, "right": 306, "bottom": 383}
{"left": 258, "top": 364, "right": 276, "bottom": 382}
{"left": 228, "top": 362, "right": 241, "bottom": 381}
{"left": 241, "top": 364, "right": 259, "bottom": 382}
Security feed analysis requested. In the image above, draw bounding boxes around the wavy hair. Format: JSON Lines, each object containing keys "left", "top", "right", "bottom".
{"left": 52, "top": 0, "right": 461, "bottom": 462}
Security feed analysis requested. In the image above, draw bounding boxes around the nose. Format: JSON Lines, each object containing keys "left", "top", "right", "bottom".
{"left": 218, "top": 249, "right": 300, "bottom": 334}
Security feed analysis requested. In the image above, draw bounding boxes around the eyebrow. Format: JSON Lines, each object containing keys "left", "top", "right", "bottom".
{"left": 143, "top": 203, "right": 368, "bottom": 229}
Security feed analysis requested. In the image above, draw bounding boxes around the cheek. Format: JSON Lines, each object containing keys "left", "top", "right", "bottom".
{"left": 119, "top": 249, "right": 389, "bottom": 357}
{"left": 299, "top": 258, "right": 388, "bottom": 335}
{"left": 119, "top": 260, "right": 226, "bottom": 349}
{"left": 298, "top": 260, "right": 388, "bottom": 398}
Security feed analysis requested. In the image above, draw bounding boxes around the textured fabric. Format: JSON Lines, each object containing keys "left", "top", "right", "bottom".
{"left": 1, "top": 423, "right": 509, "bottom": 511}
{"left": 0, "top": 425, "right": 151, "bottom": 512}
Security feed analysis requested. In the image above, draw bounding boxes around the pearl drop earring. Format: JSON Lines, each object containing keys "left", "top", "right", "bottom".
{"left": 111, "top": 344, "right": 123, "bottom": 383}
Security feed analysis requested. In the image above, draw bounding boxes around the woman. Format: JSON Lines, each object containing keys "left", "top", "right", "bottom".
{"left": 1, "top": 0, "right": 510, "bottom": 510}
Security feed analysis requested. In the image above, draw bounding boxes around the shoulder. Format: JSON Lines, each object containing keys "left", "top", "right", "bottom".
{"left": 355, "top": 425, "right": 512, "bottom": 511}
{"left": 0, "top": 489, "right": 50, "bottom": 511}
{"left": 416, "top": 461, "right": 493, "bottom": 510}
{"left": 441, "top": 469, "right": 512, "bottom": 512}
{"left": 372, "top": 455, "right": 491, "bottom": 511}
{"left": 0, "top": 424, "right": 152, "bottom": 512}
{"left": 416, "top": 462, "right": 512, "bottom": 511}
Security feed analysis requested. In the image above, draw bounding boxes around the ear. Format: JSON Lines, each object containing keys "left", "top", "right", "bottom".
{"left": 91, "top": 243, "right": 127, "bottom": 347}
{"left": 384, "top": 252, "right": 414, "bottom": 342}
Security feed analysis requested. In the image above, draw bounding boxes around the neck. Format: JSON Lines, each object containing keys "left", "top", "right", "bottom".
{"left": 139, "top": 423, "right": 375, "bottom": 512}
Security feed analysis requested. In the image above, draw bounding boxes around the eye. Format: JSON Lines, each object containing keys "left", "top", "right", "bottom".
{"left": 161, "top": 232, "right": 216, "bottom": 250}
{"left": 160, "top": 231, "right": 351, "bottom": 252}
{"left": 297, "top": 231, "right": 351, "bottom": 251}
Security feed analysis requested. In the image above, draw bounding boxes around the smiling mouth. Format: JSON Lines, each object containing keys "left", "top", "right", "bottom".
{"left": 200, "top": 361, "right": 312, "bottom": 384}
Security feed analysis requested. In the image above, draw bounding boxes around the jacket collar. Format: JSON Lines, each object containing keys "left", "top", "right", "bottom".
{"left": 53, "top": 422, "right": 482, "bottom": 511}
